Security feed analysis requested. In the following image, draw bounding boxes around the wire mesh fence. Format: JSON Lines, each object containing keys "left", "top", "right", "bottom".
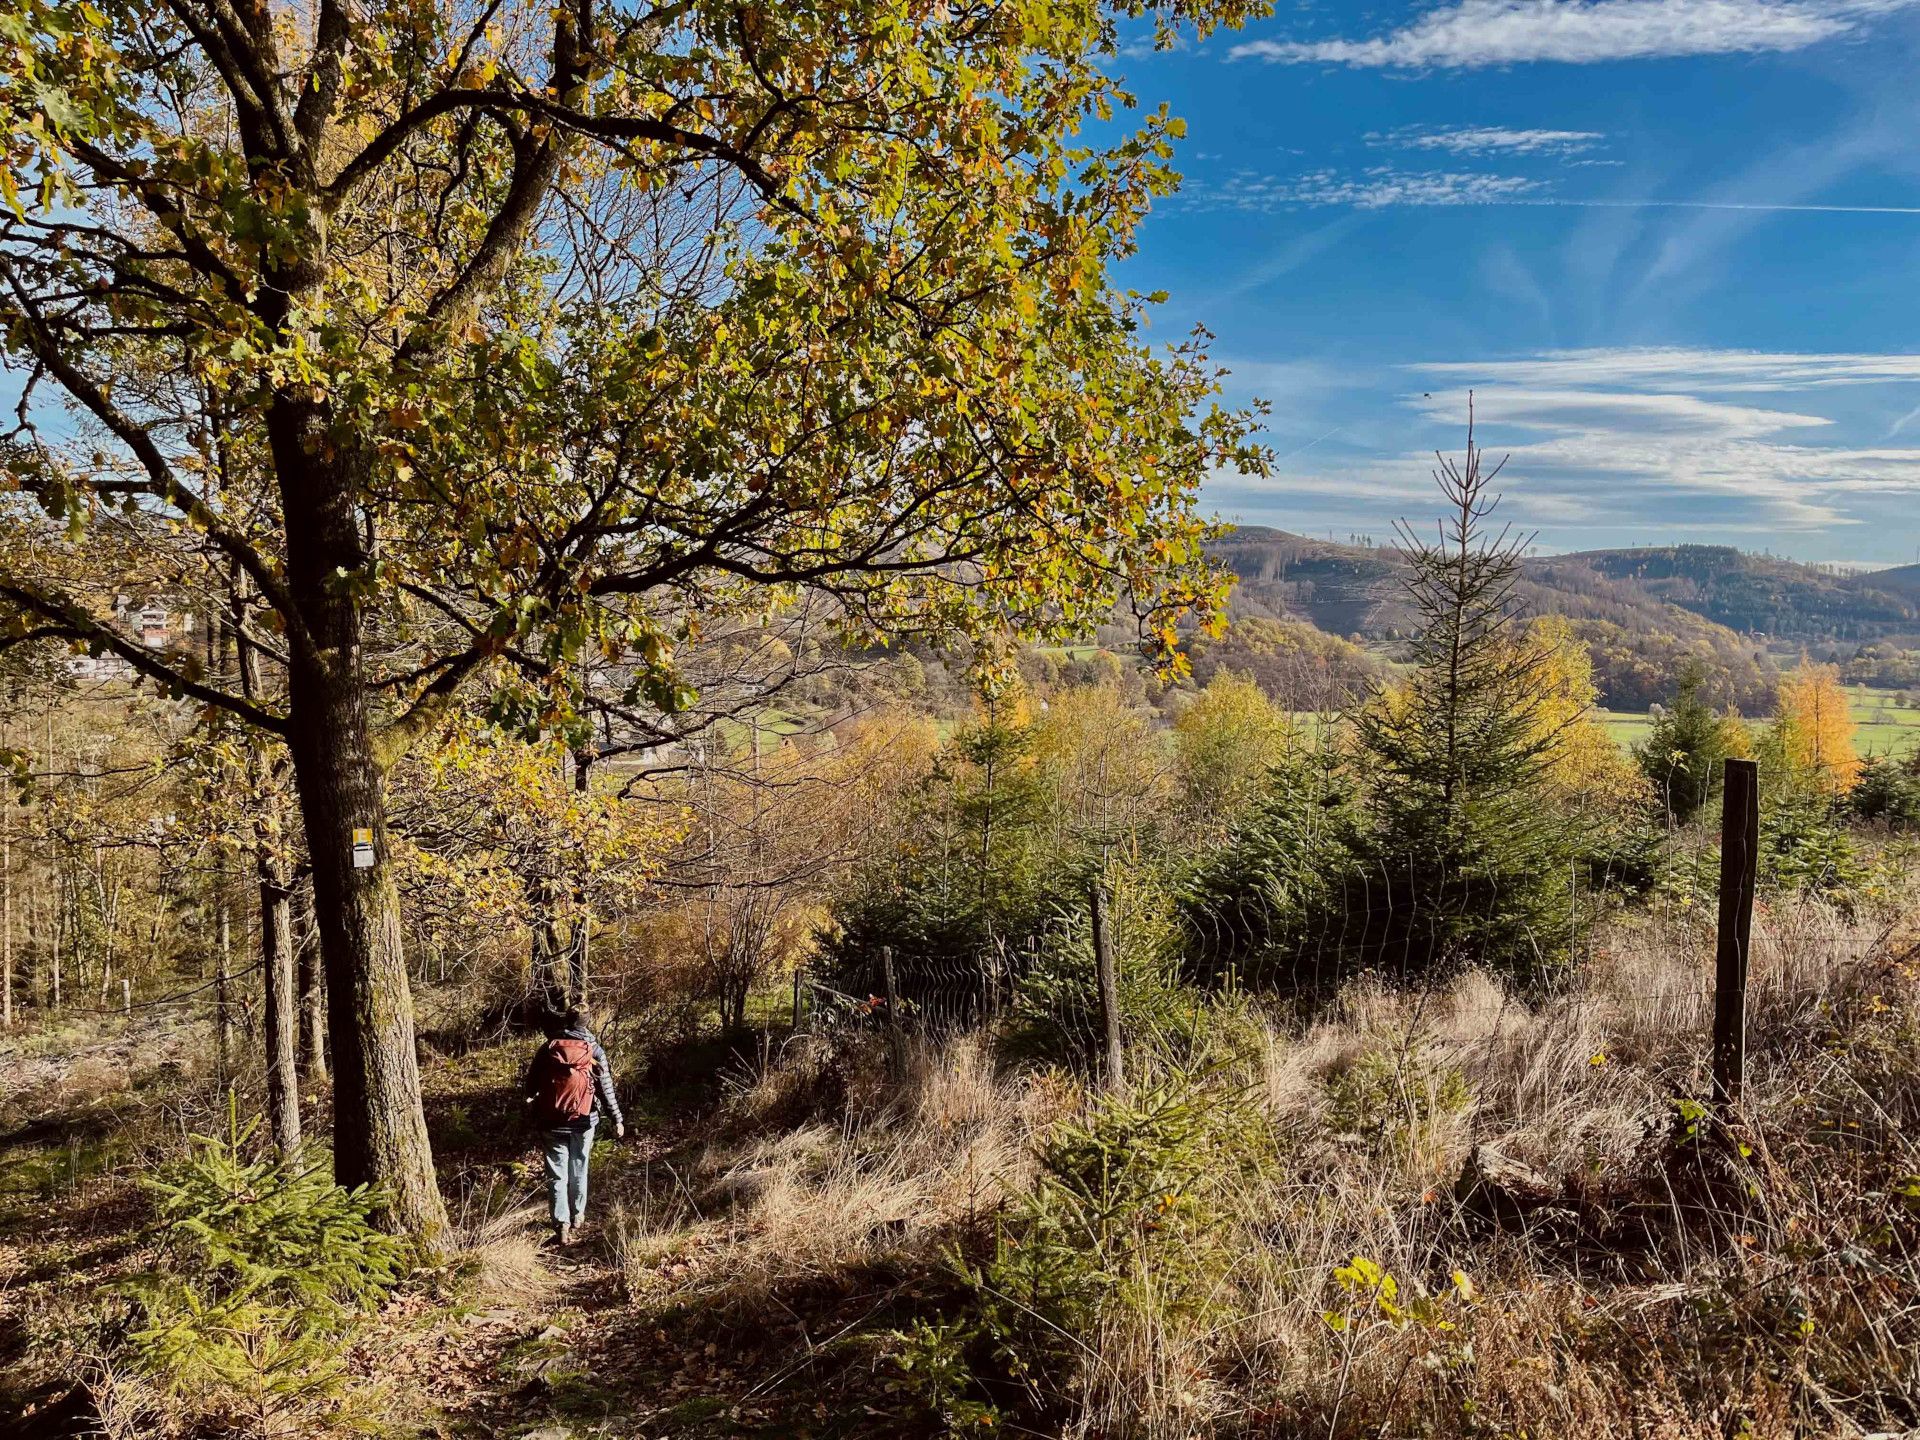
{"left": 788, "top": 783, "right": 1896, "bottom": 1092}
{"left": 797, "top": 853, "right": 1663, "bottom": 1045}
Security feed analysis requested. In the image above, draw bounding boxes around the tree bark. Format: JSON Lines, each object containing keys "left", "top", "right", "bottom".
{"left": 530, "top": 900, "right": 570, "bottom": 1017}
{"left": 276, "top": 410, "right": 446, "bottom": 1241}
{"left": 295, "top": 882, "right": 327, "bottom": 1085}
{"left": 257, "top": 850, "right": 302, "bottom": 1155}
{"left": 286, "top": 651, "right": 445, "bottom": 1238}
{"left": 214, "top": 879, "right": 233, "bottom": 1085}
{"left": 2, "top": 771, "right": 12, "bottom": 1030}
{"left": 50, "top": 868, "right": 61, "bottom": 1012}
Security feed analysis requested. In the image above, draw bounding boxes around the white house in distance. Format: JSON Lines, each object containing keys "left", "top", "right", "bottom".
{"left": 65, "top": 597, "right": 196, "bottom": 680}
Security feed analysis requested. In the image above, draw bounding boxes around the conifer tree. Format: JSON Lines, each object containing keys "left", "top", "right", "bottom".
{"left": 1636, "top": 661, "right": 1746, "bottom": 827}
{"left": 1354, "top": 406, "right": 1573, "bottom": 982}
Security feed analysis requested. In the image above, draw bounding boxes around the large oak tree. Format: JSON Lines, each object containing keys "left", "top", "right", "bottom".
{"left": 0, "top": 0, "right": 1267, "bottom": 1236}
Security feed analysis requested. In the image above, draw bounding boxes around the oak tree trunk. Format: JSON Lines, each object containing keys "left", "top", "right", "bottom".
{"left": 275, "top": 405, "right": 446, "bottom": 1240}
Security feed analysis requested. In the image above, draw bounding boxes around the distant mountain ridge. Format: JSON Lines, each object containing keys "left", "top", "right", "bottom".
{"left": 1213, "top": 528, "right": 1920, "bottom": 647}
{"left": 1860, "top": 562, "right": 1920, "bottom": 602}
{"left": 1544, "top": 544, "right": 1920, "bottom": 642}
{"left": 1207, "top": 528, "right": 1920, "bottom": 713}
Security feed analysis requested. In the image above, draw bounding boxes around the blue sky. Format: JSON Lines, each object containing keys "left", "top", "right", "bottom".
{"left": 1116, "top": 0, "right": 1920, "bottom": 564}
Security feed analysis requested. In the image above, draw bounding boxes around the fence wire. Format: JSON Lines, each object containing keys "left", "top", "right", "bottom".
{"left": 791, "top": 829, "right": 1884, "bottom": 1073}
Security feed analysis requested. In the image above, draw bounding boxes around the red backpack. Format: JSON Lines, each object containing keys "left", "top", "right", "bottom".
{"left": 530, "top": 1038, "right": 596, "bottom": 1127}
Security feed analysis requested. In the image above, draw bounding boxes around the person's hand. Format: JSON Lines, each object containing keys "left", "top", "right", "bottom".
{"left": 615, "top": 1121, "right": 626, "bottom": 1140}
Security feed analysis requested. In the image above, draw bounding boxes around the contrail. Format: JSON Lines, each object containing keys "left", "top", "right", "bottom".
{"left": 1517, "top": 198, "right": 1920, "bottom": 215}
{"left": 1271, "top": 426, "right": 1344, "bottom": 463}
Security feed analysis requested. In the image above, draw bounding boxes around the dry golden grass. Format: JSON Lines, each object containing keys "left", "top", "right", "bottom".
{"left": 618, "top": 888, "right": 1920, "bottom": 1437}
{"left": 614, "top": 1032, "right": 1069, "bottom": 1301}
{"left": 447, "top": 1202, "right": 558, "bottom": 1310}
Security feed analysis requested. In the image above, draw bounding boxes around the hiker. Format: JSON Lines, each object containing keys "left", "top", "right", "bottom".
{"left": 523, "top": 1006, "right": 625, "bottom": 1246}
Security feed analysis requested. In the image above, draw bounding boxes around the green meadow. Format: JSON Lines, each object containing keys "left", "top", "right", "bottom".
{"left": 1597, "top": 684, "right": 1920, "bottom": 760}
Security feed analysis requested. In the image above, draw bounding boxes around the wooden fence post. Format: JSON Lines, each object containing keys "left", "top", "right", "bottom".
{"left": 1089, "top": 882, "right": 1124, "bottom": 1093}
{"left": 1713, "top": 758, "right": 1759, "bottom": 1106}
{"left": 879, "top": 945, "right": 906, "bottom": 1081}
{"left": 791, "top": 965, "right": 804, "bottom": 1034}
{"left": 881, "top": 945, "right": 899, "bottom": 1027}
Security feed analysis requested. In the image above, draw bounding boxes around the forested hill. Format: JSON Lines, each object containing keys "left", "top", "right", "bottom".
{"left": 1208, "top": 528, "right": 1920, "bottom": 711}
{"left": 1547, "top": 545, "right": 1920, "bottom": 642}
{"left": 1845, "top": 560, "right": 1920, "bottom": 603}
{"left": 1215, "top": 528, "right": 1920, "bottom": 646}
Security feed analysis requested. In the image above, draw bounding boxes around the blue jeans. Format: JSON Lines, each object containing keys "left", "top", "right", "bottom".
{"left": 541, "top": 1123, "right": 595, "bottom": 1226}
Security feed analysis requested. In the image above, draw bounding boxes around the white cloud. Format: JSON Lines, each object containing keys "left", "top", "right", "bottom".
{"left": 1412, "top": 347, "right": 1920, "bottom": 390}
{"left": 1117, "top": 29, "right": 1189, "bottom": 58}
{"left": 1177, "top": 170, "right": 1920, "bottom": 218}
{"left": 1372, "top": 125, "right": 1607, "bottom": 156}
{"left": 1225, "top": 349, "right": 1920, "bottom": 537}
{"left": 1179, "top": 167, "right": 1543, "bottom": 212}
{"left": 1395, "top": 365, "right": 1920, "bottom": 528}
{"left": 1230, "top": 0, "right": 1917, "bottom": 69}
{"left": 1408, "top": 386, "right": 1835, "bottom": 437}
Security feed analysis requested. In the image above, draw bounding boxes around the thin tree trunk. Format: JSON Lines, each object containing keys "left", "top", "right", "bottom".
{"left": 100, "top": 861, "right": 121, "bottom": 1006}
{"left": 530, "top": 877, "right": 568, "bottom": 1013}
{"left": 2, "top": 771, "right": 12, "bottom": 1030}
{"left": 568, "top": 749, "right": 592, "bottom": 1006}
{"left": 49, "top": 867, "right": 61, "bottom": 1012}
{"left": 258, "top": 850, "right": 302, "bottom": 1155}
{"left": 208, "top": 606, "right": 238, "bottom": 1079}
{"left": 567, "top": 916, "right": 588, "bottom": 1008}
{"left": 23, "top": 864, "right": 37, "bottom": 1012}
{"left": 296, "top": 882, "right": 327, "bottom": 1085}
{"left": 215, "top": 877, "right": 233, "bottom": 1084}
{"left": 234, "top": 588, "right": 304, "bottom": 1153}
{"left": 530, "top": 894, "right": 568, "bottom": 1017}
{"left": 44, "top": 716, "right": 58, "bottom": 1012}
